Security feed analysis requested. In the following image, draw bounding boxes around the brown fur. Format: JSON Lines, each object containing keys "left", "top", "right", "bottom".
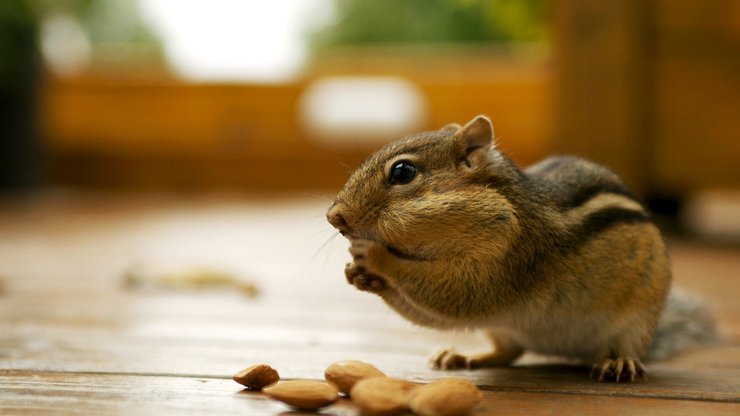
{"left": 327, "top": 115, "right": 706, "bottom": 382}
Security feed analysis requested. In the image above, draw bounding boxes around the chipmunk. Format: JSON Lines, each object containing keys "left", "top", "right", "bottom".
{"left": 326, "top": 115, "right": 715, "bottom": 382}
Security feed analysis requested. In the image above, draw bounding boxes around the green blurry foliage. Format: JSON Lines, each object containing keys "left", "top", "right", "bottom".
{"left": 313, "top": 0, "right": 547, "bottom": 48}
{"left": 32, "top": 0, "right": 161, "bottom": 47}
{"left": 0, "top": 0, "right": 161, "bottom": 55}
{"left": 0, "top": 0, "right": 163, "bottom": 76}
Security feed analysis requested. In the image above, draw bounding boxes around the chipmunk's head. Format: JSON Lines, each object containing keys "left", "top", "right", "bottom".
{"left": 327, "top": 115, "right": 521, "bottom": 261}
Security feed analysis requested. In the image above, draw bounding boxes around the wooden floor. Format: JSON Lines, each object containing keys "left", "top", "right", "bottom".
{"left": 0, "top": 194, "right": 738, "bottom": 415}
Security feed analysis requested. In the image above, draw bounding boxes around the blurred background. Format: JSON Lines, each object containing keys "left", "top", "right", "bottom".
{"left": 1, "top": 0, "right": 739, "bottom": 238}
{"left": 1, "top": 3, "right": 739, "bottom": 407}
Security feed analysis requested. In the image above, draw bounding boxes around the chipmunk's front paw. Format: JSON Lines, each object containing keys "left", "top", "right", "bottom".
{"left": 430, "top": 348, "right": 471, "bottom": 370}
{"left": 344, "top": 262, "right": 387, "bottom": 292}
{"left": 354, "top": 273, "right": 387, "bottom": 292}
{"left": 591, "top": 357, "right": 647, "bottom": 382}
{"left": 345, "top": 239, "right": 388, "bottom": 293}
{"left": 348, "top": 239, "right": 369, "bottom": 268}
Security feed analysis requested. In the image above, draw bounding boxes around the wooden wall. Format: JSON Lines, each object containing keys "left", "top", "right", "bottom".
{"left": 651, "top": 0, "right": 740, "bottom": 192}
{"left": 553, "top": 0, "right": 740, "bottom": 197}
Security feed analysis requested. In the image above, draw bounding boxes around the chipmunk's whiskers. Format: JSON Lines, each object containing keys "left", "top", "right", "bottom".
{"left": 311, "top": 231, "right": 342, "bottom": 263}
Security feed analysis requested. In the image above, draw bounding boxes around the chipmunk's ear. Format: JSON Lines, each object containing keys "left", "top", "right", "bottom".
{"left": 439, "top": 123, "right": 461, "bottom": 134}
{"left": 456, "top": 115, "right": 496, "bottom": 168}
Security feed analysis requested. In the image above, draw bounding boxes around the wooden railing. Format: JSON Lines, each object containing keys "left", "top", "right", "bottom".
{"left": 42, "top": 55, "right": 552, "bottom": 192}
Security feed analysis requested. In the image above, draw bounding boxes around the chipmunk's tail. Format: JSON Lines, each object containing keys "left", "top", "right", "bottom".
{"left": 647, "top": 288, "right": 716, "bottom": 361}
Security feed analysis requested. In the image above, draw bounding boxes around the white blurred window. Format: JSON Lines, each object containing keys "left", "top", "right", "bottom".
{"left": 299, "top": 76, "right": 428, "bottom": 145}
{"left": 138, "top": 0, "right": 332, "bottom": 82}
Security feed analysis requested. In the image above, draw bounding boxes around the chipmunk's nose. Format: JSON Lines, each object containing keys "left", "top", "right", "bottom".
{"left": 327, "top": 203, "right": 352, "bottom": 235}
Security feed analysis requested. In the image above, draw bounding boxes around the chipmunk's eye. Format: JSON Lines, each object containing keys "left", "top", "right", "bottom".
{"left": 389, "top": 161, "right": 417, "bottom": 185}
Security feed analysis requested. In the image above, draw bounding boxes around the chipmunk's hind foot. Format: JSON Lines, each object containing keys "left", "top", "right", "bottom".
{"left": 431, "top": 342, "right": 523, "bottom": 371}
{"left": 591, "top": 357, "right": 647, "bottom": 382}
{"left": 431, "top": 348, "right": 471, "bottom": 370}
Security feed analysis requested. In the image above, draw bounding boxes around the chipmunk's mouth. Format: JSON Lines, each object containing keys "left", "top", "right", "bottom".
{"left": 346, "top": 229, "right": 429, "bottom": 261}
{"left": 386, "top": 244, "right": 429, "bottom": 261}
{"left": 386, "top": 244, "right": 414, "bottom": 259}
{"left": 359, "top": 231, "right": 430, "bottom": 261}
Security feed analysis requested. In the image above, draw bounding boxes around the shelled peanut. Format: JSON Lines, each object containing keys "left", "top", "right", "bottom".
{"left": 232, "top": 364, "right": 280, "bottom": 390}
{"left": 409, "top": 378, "right": 483, "bottom": 416}
{"left": 263, "top": 380, "right": 338, "bottom": 411}
{"left": 350, "top": 376, "right": 419, "bottom": 416}
{"left": 325, "top": 360, "right": 386, "bottom": 395}
{"left": 232, "top": 360, "right": 483, "bottom": 415}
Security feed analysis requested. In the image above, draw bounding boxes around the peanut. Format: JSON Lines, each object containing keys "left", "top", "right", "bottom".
{"left": 325, "top": 360, "right": 386, "bottom": 395}
{"left": 263, "top": 380, "right": 338, "bottom": 410}
{"left": 232, "top": 364, "right": 280, "bottom": 390}
{"left": 350, "top": 377, "right": 419, "bottom": 416}
{"left": 408, "top": 378, "right": 483, "bottom": 416}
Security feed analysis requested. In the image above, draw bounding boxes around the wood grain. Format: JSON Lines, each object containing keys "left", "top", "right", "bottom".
{"left": 0, "top": 195, "right": 738, "bottom": 415}
{"left": 2, "top": 371, "right": 738, "bottom": 416}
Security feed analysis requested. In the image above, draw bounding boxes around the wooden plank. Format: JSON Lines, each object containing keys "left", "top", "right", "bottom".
{"left": 0, "top": 370, "right": 348, "bottom": 416}
{"left": 1, "top": 331, "right": 737, "bottom": 402}
{"left": 480, "top": 390, "right": 739, "bottom": 416}
{"left": 1, "top": 284, "right": 738, "bottom": 403}
{"left": 1, "top": 370, "right": 737, "bottom": 416}
{"left": 1, "top": 196, "right": 739, "bottom": 414}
